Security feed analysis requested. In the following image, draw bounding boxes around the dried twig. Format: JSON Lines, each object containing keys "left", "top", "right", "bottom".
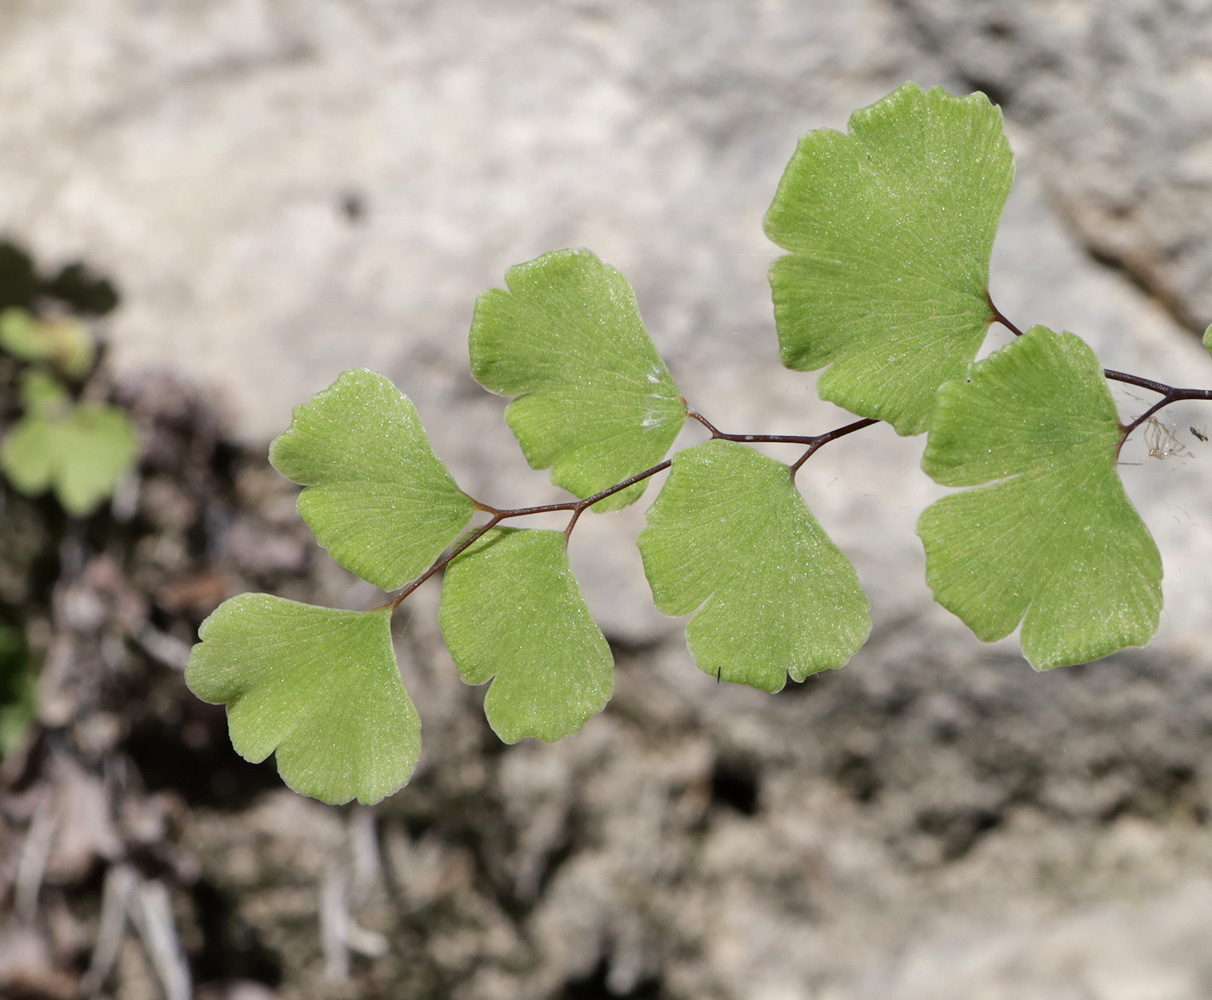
{"left": 130, "top": 879, "right": 192, "bottom": 1000}
{"left": 15, "top": 797, "right": 57, "bottom": 923}
{"left": 81, "top": 863, "right": 137, "bottom": 996}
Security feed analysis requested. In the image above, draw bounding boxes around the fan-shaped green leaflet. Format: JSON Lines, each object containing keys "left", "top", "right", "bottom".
{"left": 638, "top": 440, "right": 870, "bottom": 691}
{"left": 439, "top": 527, "right": 613, "bottom": 742}
{"left": 269, "top": 369, "right": 475, "bottom": 591}
{"left": 918, "top": 327, "right": 1162, "bottom": 669}
{"left": 765, "top": 82, "right": 1014, "bottom": 436}
{"left": 187, "top": 595, "right": 421, "bottom": 805}
{"left": 470, "top": 249, "right": 687, "bottom": 511}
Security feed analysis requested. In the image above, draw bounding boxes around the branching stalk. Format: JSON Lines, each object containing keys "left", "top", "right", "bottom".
{"left": 386, "top": 299, "right": 1210, "bottom": 616}
{"left": 988, "top": 295, "right": 1212, "bottom": 442}
{"left": 384, "top": 410, "right": 885, "bottom": 612}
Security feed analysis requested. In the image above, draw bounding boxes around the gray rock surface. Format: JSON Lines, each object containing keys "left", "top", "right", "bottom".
{"left": 900, "top": 0, "right": 1212, "bottom": 332}
{"left": 3, "top": 1, "right": 1212, "bottom": 997}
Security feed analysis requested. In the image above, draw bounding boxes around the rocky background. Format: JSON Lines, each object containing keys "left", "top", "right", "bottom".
{"left": 2, "top": 2, "right": 1212, "bottom": 998}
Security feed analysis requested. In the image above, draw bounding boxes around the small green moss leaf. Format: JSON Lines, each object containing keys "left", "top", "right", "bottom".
{"left": 269, "top": 369, "right": 475, "bottom": 591}
{"left": 187, "top": 595, "right": 419, "bottom": 805}
{"left": 469, "top": 249, "right": 687, "bottom": 512}
{"left": 439, "top": 528, "right": 613, "bottom": 743}
{"left": 918, "top": 327, "right": 1162, "bottom": 670}
{"left": 0, "top": 397, "right": 138, "bottom": 516}
{"left": 0, "top": 308, "right": 94, "bottom": 378}
{"left": 17, "top": 370, "right": 70, "bottom": 415}
{"left": 765, "top": 83, "right": 1014, "bottom": 436}
{"left": 1203, "top": 322, "right": 1212, "bottom": 358}
{"left": 638, "top": 440, "right": 871, "bottom": 692}
{"left": 0, "top": 625, "right": 36, "bottom": 759}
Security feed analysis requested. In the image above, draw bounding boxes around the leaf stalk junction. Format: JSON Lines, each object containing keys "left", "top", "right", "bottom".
{"left": 988, "top": 295, "right": 1212, "bottom": 442}
{"left": 385, "top": 408, "right": 879, "bottom": 613}
{"left": 384, "top": 296, "right": 1212, "bottom": 619}
{"left": 384, "top": 295, "right": 1210, "bottom": 619}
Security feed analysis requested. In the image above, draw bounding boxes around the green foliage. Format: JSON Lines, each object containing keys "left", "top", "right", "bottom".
{"left": 270, "top": 369, "right": 475, "bottom": 590}
{"left": 1, "top": 371, "right": 138, "bottom": 516}
{"left": 186, "top": 595, "right": 419, "bottom": 805}
{"left": 1204, "top": 323, "right": 1212, "bottom": 357}
{"left": 765, "top": 82, "right": 1014, "bottom": 436}
{"left": 918, "top": 328, "right": 1162, "bottom": 669}
{"left": 638, "top": 440, "right": 870, "bottom": 691}
{"left": 0, "top": 308, "right": 94, "bottom": 379}
{"left": 470, "top": 248, "right": 687, "bottom": 511}
{"left": 0, "top": 624, "right": 36, "bottom": 759}
{"left": 0, "top": 309, "right": 137, "bottom": 516}
{"left": 17, "top": 368, "right": 68, "bottom": 411}
{"left": 187, "top": 82, "right": 1211, "bottom": 806}
{"left": 440, "top": 528, "right": 612, "bottom": 742}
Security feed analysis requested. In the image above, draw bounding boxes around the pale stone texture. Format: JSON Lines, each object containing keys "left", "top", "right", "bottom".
{"left": 900, "top": 0, "right": 1212, "bottom": 331}
{"left": 0, "top": 0, "right": 919, "bottom": 443}
{"left": 4, "top": 2, "right": 1212, "bottom": 998}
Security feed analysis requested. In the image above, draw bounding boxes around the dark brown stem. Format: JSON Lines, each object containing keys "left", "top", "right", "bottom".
{"left": 562, "top": 459, "right": 673, "bottom": 540}
{"left": 386, "top": 513, "right": 504, "bottom": 611}
{"left": 986, "top": 289, "right": 1025, "bottom": 337}
{"left": 688, "top": 408, "right": 855, "bottom": 447}
{"left": 381, "top": 334, "right": 1209, "bottom": 614}
{"left": 384, "top": 460, "right": 675, "bottom": 611}
{"left": 791, "top": 418, "right": 878, "bottom": 477}
{"left": 982, "top": 296, "right": 1212, "bottom": 441}
{"left": 1120, "top": 385, "right": 1212, "bottom": 439}
{"left": 382, "top": 412, "right": 884, "bottom": 612}
{"left": 1104, "top": 369, "right": 1178, "bottom": 395}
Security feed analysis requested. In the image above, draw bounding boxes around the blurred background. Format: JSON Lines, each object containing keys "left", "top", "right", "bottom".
{"left": 3, "top": 2, "right": 1212, "bottom": 998}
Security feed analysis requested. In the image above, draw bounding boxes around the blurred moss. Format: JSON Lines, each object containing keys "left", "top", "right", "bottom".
{"left": 0, "top": 623, "right": 36, "bottom": 758}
